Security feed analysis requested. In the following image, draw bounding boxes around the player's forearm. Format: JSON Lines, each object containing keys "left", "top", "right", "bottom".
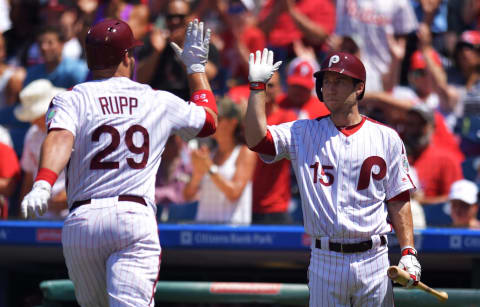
{"left": 245, "top": 90, "right": 268, "bottom": 148}
{"left": 188, "top": 72, "right": 218, "bottom": 131}
{"left": 388, "top": 200, "right": 415, "bottom": 248}
{"left": 188, "top": 72, "right": 212, "bottom": 93}
{"left": 39, "top": 130, "right": 74, "bottom": 177}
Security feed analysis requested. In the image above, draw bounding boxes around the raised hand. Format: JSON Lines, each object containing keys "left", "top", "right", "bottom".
{"left": 171, "top": 19, "right": 211, "bottom": 74}
{"left": 150, "top": 28, "right": 168, "bottom": 54}
{"left": 248, "top": 48, "right": 282, "bottom": 84}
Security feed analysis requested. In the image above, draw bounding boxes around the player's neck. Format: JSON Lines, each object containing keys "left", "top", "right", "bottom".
{"left": 92, "top": 60, "right": 133, "bottom": 80}
{"left": 92, "top": 69, "right": 130, "bottom": 80}
{"left": 330, "top": 109, "right": 362, "bottom": 128}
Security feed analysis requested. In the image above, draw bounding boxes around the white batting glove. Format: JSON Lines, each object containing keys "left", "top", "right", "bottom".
{"left": 20, "top": 180, "right": 52, "bottom": 219}
{"left": 398, "top": 246, "right": 421, "bottom": 288}
{"left": 171, "top": 19, "right": 211, "bottom": 74}
{"left": 248, "top": 48, "right": 282, "bottom": 84}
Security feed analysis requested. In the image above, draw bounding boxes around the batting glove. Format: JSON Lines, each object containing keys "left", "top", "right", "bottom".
{"left": 248, "top": 48, "right": 282, "bottom": 84}
{"left": 171, "top": 19, "right": 211, "bottom": 74}
{"left": 20, "top": 180, "right": 52, "bottom": 219}
{"left": 398, "top": 246, "right": 421, "bottom": 288}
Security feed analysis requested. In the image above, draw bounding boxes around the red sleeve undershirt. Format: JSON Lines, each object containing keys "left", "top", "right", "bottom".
{"left": 250, "top": 129, "right": 276, "bottom": 156}
{"left": 387, "top": 190, "right": 411, "bottom": 202}
{"left": 197, "top": 109, "right": 216, "bottom": 137}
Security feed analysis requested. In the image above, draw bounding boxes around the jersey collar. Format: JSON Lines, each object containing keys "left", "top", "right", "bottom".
{"left": 335, "top": 116, "right": 366, "bottom": 137}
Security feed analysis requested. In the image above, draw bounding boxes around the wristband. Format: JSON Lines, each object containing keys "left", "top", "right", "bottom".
{"left": 401, "top": 246, "right": 417, "bottom": 257}
{"left": 190, "top": 90, "right": 217, "bottom": 114}
{"left": 249, "top": 82, "right": 266, "bottom": 90}
{"left": 187, "top": 63, "right": 206, "bottom": 74}
{"left": 35, "top": 168, "right": 58, "bottom": 187}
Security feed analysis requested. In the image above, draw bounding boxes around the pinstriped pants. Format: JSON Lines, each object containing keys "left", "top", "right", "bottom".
{"left": 62, "top": 198, "right": 161, "bottom": 307}
{"left": 308, "top": 245, "right": 393, "bottom": 307}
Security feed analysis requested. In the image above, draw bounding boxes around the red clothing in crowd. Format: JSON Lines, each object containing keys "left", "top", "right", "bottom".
{"left": 222, "top": 26, "right": 266, "bottom": 80}
{"left": 0, "top": 143, "right": 20, "bottom": 219}
{"left": 277, "top": 94, "right": 330, "bottom": 119}
{"left": 227, "top": 84, "right": 250, "bottom": 105}
{"left": 432, "top": 111, "right": 464, "bottom": 163}
{"left": 413, "top": 143, "right": 463, "bottom": 198}
{"left": 258, "top": 0, "right": 335, "bottom": 47}
{"left": 253, "top": 107, "right": 297, "bottom": 214}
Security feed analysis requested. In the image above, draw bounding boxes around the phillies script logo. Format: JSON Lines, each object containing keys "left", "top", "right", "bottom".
{"left": 309, "top": 156, "right": 386, "bottom": 190}
{"left": 210, "top": 283, "right": 281, "bottom": 295}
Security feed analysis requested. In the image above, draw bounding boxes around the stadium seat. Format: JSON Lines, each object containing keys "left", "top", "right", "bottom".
{"left": 423, "top": 203, "right": 452, "bottom": 227}
{"left": 462, "top": 157, "right": 480, "bottom": 182}
{"left": 166, "top": 201, "right": 198, "bottom": 222}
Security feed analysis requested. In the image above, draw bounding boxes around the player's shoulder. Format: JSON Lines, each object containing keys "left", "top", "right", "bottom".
{"left": 292, "top": 115, "right": 329, "bottom": 127}
{"left": 152, "top": 88, "right": 186, "bottom": 102}
{"left": 53, "top": 84, "right": 78, "bottom": 102}
{"left": 286, "top": 117, "right": 323, "bottom": 133}
{"left": 314, "top": 114, "right": 330, "bottom": 123}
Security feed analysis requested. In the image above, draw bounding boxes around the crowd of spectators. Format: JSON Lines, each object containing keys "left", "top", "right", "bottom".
{"left": 0, "top": 0, "right": 479, "bottom": 229}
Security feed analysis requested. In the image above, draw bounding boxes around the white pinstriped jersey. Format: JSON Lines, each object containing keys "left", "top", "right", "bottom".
{"left": 46, "top": 77, "right": 206, "bottom": 209}
{"left": 260, "top": 116, "right": 414, "bottom": 241}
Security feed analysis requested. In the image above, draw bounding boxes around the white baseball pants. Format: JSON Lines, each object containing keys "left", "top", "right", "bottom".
{"left": 62, "top": 197, "right": 161, "bottom": 307}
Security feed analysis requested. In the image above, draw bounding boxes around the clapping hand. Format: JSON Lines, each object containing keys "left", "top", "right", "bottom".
{"left": 191, "top": 145, "right": 211, "bottom": 176}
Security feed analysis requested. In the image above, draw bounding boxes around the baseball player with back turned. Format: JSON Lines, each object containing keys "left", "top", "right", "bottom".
{"left": 245, "top": 49, "right": 421, "bottom": 306}
{"left": 20, "top": 19, "right": 217, "bottom": 306}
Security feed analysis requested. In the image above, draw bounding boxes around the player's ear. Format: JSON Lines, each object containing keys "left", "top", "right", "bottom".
{"left": 122, "top": 51, "right": 130, "bottom": 65}
{"left": 355, "top": 81, "right": 365, "bottom": 100}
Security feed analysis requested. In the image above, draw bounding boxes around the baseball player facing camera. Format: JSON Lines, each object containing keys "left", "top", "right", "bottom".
{"left": 245, "top": 49, "right": 421, "bottom": 306}
{"left": 21, "top": 18, "right": 217, "bottom": 306}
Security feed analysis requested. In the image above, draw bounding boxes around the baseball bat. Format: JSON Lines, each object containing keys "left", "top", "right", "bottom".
{"left": 387, "top": 266, "right": 448, "bottom": 302}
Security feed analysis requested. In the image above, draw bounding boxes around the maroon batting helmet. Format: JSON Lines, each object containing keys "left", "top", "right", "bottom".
{"left": 85, "top": 19, "right": 143, "bottom": 70}
{"left": 314, "top": 52, "right": 366, "bottom": 100}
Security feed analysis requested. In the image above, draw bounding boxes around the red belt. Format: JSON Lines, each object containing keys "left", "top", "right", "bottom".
{"left": 70, "top": 195, "right": 147, "bottom": 212}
